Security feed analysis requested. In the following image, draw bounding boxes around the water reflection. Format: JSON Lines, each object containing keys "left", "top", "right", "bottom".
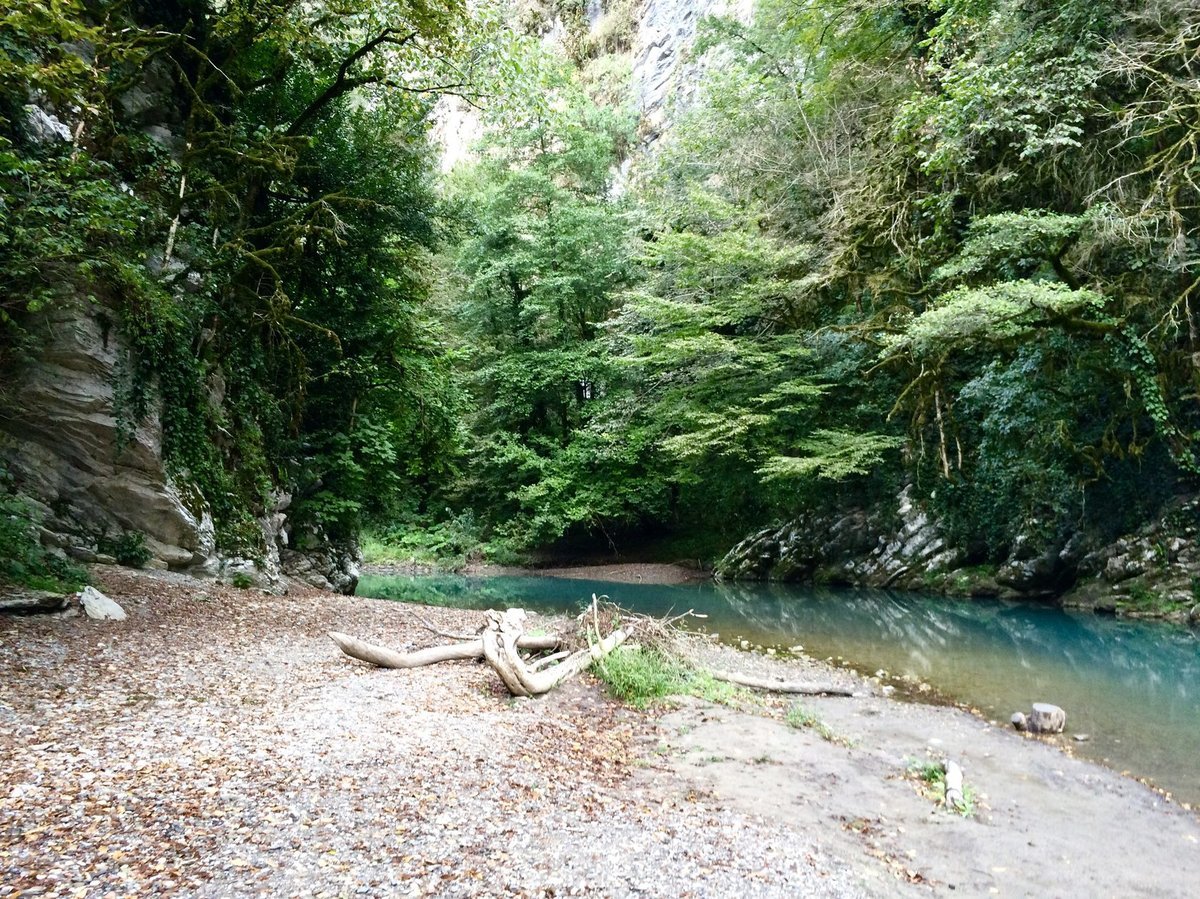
{"left": 356, "top": 573, "right": 1200, "bottom": 803}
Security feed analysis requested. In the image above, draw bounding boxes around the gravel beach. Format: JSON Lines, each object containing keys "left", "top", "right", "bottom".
{"left": 2, "top": 566, "right": 1198, "bottom": 897}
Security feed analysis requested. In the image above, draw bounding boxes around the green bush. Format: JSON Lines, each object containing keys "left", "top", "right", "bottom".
{"left": 0, "top": 476, "right": 88, "bottom": 592}
{"left": 594, "top": 646, "right": 741, "bottom": 708}
{"left": 97, "top": 529, "right": 152, "bottom": 568}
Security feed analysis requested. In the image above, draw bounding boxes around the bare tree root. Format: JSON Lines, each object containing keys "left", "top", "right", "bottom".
{"left": 328, "top": 631, "right": 559, "bottom": 669}
{"left": 329, "top": 596, "right": 626, "bottom": 696}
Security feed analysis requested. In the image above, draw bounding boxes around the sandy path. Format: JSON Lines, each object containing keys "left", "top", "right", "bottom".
{"left": 664, "top": 641, "right": 1200, "bottom": 897}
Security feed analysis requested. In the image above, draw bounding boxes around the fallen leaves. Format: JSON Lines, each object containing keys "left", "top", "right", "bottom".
{"left": 0, "top": 567, "right": 853, "bottom": 898}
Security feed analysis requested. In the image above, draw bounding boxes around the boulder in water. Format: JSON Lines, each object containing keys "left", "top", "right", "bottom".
{"left": 1012, "top": 703, "right": 1066, "bottom": 734}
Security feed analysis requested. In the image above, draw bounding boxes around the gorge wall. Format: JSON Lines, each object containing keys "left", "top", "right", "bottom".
{"left": 1, "top": 68, "right": 358, "bottom": 594}
{"left": 716, "top": 488, "right": 1200, "bottom": 624}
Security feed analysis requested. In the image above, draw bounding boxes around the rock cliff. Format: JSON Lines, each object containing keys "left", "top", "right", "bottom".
{"left": 1, "top": 300, "right": 216, "bottom": 572}
{"left": 716, "top": 487, "right": 1200, "bottom": 623}
{"left": 0, "top": 299, "right": 359, "bottom": 592}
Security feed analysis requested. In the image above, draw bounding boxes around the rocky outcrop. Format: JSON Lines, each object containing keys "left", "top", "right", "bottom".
{"left": 0, "top": 590, "right": 70, "bottom": 615}
{"left": 631, "top": 0, "right": 752, "bottom": 144}
{"left": 718, "top": 487, "right": 1200, "bottom": 621}
{"left": 281, "top": 531, "right": 361, "bottom": 595}
{"left": 716, "top": 486, "right": 967, "bottom": 593}
{"left": 0, "top": 301, "right": 360, "bottom": 593}
{"left": 1, "top": 301, "right": 217, "bottom": 573}
{"left": 1060, "top": 497, "right": 1200, "bottom": 619}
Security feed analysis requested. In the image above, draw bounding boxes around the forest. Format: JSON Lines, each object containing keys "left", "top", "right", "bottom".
{"left": 2, "top": 0, "right": 1199, "bottom": 595}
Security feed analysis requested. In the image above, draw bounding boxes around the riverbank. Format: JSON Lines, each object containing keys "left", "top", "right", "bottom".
{"left": 2, "top": 567, "right": 1198, "bottom": 896}
{"left": 366, "top": 560, "right": 709, "bottom": 585}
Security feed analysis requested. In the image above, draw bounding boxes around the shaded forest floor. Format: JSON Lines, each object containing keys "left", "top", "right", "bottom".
{"left": 1, "top": 567, "right": 1198, "bottom": 897}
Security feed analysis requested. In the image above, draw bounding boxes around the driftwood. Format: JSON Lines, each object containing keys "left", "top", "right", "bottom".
{"left": 328, "top": 630, "right": 559, "bottom": 669}
{"left": 710, "top": 669, "right": 855, "bottom": 696}
{"left": 330, "top": 596, "right": 626, "bottom": 697}
{"left": 942, "top": 759, "right": 965, "bottom": 810}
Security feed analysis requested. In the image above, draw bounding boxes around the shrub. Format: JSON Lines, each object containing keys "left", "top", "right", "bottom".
{"left": 594, "top": 646, "right": 742, "bottom": 708}
{"left": 0, "top": 475, "right": 88, "bottom": 591}
{"left": 97, "top": 529, "right": 152, "bottom": 568}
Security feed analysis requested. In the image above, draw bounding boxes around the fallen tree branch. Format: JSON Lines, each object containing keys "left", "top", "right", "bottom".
{"left": 405, "top": 609, "right": 479, "bottom": 641}
{"left": 710, "top": 669, "right": 855, "bottom": 696}
{"left": 328, "top": 630, "right": 558, "bottom": 669}
{"left": 942, "top": 759, "right": 965, "bottom": 811}
{"left": 528, "top": 649, "right": 572, "bottom": 671}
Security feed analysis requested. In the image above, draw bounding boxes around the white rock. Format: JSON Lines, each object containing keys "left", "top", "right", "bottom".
{"left": 24, "top": 105, "right": 72, "bottom": 143}
{"left": 78, "top": 586, "right": 126, "bottom": 621}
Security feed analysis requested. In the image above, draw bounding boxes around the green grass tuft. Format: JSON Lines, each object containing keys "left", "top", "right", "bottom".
{"left": 594, "top": 646, "right": 742, "bottom": 708}
{"left": 785, "top": 701, "right": 847, "bottom": 744}
{"left": 905, "top": 757, "right": 977, "bottom": 816}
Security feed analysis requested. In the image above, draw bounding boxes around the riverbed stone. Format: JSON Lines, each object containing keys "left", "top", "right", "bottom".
{"left": 78, "top": 586, "right": 126, "bottom": 621}
{"left": 1013, "top": 703, "right": 1066, "bottom": 734}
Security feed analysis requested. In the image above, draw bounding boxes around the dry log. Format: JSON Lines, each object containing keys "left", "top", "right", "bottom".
{"left": 405, "top": 609, "right": 480, "bottom": 641}
{"left": 331, "top": 599, "right": 629, "bottom": 697}
{"left": 480, "top": 607, "right": 628, "bottom": 696}
{"left": 328, "top": 630, "right": 559, "bottom": 669}
{"left": 942, "top": 760, "right": 965, "bottom": 811}
{"left": 710, "top": 669, "right": 855, "bottom": 696}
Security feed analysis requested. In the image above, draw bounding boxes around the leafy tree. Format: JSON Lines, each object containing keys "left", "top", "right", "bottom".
{"left": 1, "top": 0, "right": 481, "bottom": 551}
{"left": 440, "top": 61, "right": 638, "bottom": 548}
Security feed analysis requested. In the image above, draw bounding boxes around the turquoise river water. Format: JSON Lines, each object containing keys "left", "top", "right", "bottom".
{"left": 356, "top": 573, "right": 1200, "bottom": 806}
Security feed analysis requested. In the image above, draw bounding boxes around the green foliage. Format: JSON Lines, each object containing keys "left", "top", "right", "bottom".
{"left": 931, "top": 211, "right": 1093, "bottom": 286}
{"left": 364, "top": 511, "right": 491, "bottom": 569}
{"left": 230, "top": 572, "right": 254, "bottom": 590}
{"left": 884, "top": 281, "right": 1111, "bottom": 359}
{"left": 0, "top": 468, "right": 87, "bottom": 592}
{"left": 594, "top": 646, "right": 741, "bottom": 708}
{"left": 6, "top": 0, "right": 1199, "bottom": 575}
{"left": 436, "top": 53, "right": 644, "bottom": 549}
{"left": 96, "top": 529, "right": 152, "bottom": 569}
{"left": 1, "top": 0, "right": 479, "bottom": 553}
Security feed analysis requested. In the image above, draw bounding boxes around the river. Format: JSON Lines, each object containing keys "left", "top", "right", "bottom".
{"left": 356, "top": 572, "right": 1200, "bottom": 806}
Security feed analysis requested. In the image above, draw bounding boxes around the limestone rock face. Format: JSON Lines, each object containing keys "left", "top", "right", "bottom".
{"left": 24, "top": 105, "right": 72, "bottom": 144}
{"left": 715, "top": 485, "right": 963, "bottom": 591}
{"left": 1, "top": 302, "right": 217, "bottom": 572}
{"left": 631, "top": 0, "right": 753, "bottom": 146}
{"left": 281, "top": 535, "right": 361, "bottom": 595}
